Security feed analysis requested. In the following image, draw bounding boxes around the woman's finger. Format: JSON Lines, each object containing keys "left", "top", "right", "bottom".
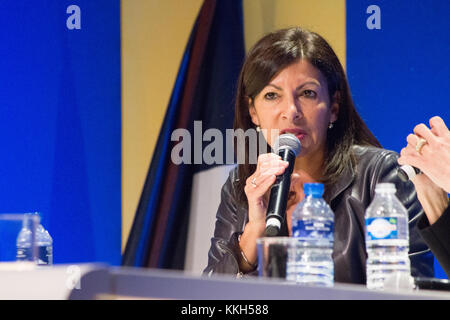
{"left": 245, "top": 174, "right": 276, "bottom": 199}
{"left": 259, "top": 159, "right": 289, "bottom": 171}
{"left": 255, "top": 153, "right": 281, "bottom": 173}
{"left": 248, "top": 164, "right": 287, "bottom": 193}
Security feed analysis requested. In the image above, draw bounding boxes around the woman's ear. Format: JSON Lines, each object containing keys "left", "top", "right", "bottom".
{"left": 330, "top": 91, "right": 340, "bottom": 123}
{"left": 248, "top": 98, "right": 260, "bottom": 126}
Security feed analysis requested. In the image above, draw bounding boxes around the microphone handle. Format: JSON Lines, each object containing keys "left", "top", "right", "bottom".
{"left": 264, "top": 149, "right": 296, "bottom": 236}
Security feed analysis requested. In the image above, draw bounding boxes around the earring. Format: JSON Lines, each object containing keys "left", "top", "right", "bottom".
{"left": 328, "top": 122, "right": 334, "bottom": 129}
{"left": 256, "top": 126, "right": 261, "bottom": 132}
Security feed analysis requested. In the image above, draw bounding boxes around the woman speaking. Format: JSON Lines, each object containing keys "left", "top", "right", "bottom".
{"left": 203, "top": 27, "right": 433, "bottom": 283}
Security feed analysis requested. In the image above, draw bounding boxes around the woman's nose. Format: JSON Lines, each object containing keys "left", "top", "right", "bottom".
{"left": 282, "top": 95, "right": 302, "bottom": 121}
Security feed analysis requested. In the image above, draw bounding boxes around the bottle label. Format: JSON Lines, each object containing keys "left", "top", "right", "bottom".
{"left": 37, "top": 245, "right": 52, "bottom": 265}
{"left": 292, "top": 219, "right": 334, "bottom": 240}
{"left": 366, "top": 217, "right": 398, "bottom": 240}
{"left": 17, "top": 245, "right": 52, "bottom": 265}
{"left": 16, "top": 247, "right": 32, "bottom": 261}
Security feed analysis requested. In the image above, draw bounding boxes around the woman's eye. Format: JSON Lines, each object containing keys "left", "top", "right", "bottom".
{"left": 302, "top": 90, "right": 317, "bottom": 98}
{"left": 264, "top": 92, "right": 278, "bottom": 100}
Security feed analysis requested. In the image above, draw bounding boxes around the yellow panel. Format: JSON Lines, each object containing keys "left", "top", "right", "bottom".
{"left": 243, "top": 0, "right": 346, "bottom": 69}
{"left": 121, "top": 0, "right": 203, "bottom": 252}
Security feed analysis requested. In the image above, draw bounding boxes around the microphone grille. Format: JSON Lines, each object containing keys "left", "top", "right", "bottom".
{"left": 274, "top": 133, "right": 301, "bottom": 156}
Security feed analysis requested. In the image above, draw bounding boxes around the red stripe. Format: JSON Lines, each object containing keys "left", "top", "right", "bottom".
{"left": 146, "top": 0, "right": 217, "bottom": 268}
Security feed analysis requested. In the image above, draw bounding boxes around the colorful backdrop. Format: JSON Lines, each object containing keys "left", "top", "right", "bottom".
{"left": 0, "top": 0, "right": 447, "bottom": 278}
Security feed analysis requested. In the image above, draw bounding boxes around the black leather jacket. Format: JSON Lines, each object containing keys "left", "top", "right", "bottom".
{"left": 204, "top": 145, "right": 434, "bottom": 283}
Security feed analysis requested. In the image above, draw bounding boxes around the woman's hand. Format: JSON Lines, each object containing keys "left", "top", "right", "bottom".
{"left": 239, "top": 153, "right": 289, "bottom": 271}
{"left": 398, "top": 116, "right": 450, "bottom": 193}
{"left": 244, "top": 153, "right": 289, "bottom": 225}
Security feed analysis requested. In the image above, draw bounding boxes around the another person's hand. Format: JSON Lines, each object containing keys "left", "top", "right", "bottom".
{"left": 398, "top": 116, "right": 450, "bottom": 193}
{"left": 409, "top": 173, "right": 448, "bottom": 225}
{"left": 398, "top": 116, "right": 450, "bottom": 225}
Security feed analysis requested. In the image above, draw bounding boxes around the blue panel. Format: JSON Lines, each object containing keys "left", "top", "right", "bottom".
{"left": 347, "top": 0, "right": 450, "bottom": 278}
{"left": 0, "top": 1, "right": 121, "bottom": 265}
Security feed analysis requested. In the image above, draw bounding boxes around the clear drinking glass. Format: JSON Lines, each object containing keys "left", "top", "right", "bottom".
{"left": 257, "top": 237, "right": 300, "bottom": 280}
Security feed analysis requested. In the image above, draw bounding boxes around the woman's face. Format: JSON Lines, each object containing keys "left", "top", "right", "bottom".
{"left": 249, "top": 59, "right": 339, "bottom": 158}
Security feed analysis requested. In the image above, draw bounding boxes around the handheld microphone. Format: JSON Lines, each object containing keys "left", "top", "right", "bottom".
{"left": 265, "top": 133, "right": 301, "bottom": 237}
{"left": 397, "top": 164, "right": 422, "bottom": 182}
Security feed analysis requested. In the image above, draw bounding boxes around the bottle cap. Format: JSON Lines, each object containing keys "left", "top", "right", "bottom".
{"left": 304, "top": 183, "right": 324, "bottom": 197}
{"left": 22, "top": 212, "right": 40, "bottom": 228}
{"left": 375, "top": 183, "right": 396, "bottom": 193}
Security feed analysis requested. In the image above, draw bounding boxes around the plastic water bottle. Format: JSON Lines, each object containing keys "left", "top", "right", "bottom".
{"left": 16, "top": 212, "right": 53, "bottom": 266}
{"left": 365, "top": 183, "right": 411, "bottom": 290}
{"left": 289, "top": 183, "right": 334, "bottom": 287}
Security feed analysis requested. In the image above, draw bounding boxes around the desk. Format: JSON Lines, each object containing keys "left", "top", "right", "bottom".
{"left": 0, "top": 264, "right": 449, "bottom": 300}
{"left": 101, "top": 267, "right": 450, "bottom": 300}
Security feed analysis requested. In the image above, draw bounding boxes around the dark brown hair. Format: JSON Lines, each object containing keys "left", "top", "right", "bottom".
{"left": 233, "top": 27, "right": 381, "bottom": 205}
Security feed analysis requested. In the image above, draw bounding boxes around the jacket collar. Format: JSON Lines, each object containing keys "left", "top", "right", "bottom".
{"left": 324, "top": 160, "right": 356, "bottom": 204}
